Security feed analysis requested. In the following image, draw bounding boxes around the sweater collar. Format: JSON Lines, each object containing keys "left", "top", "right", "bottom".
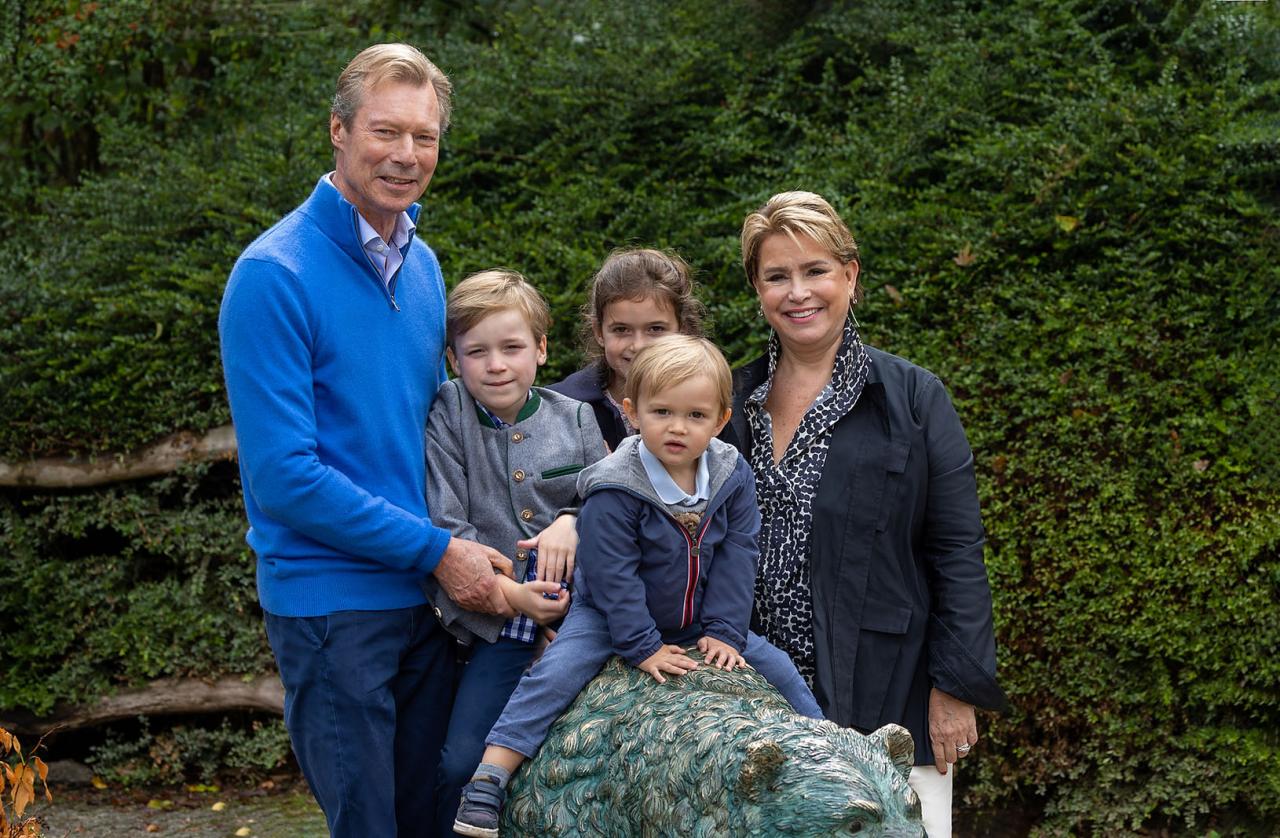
{"left": 301, "top": 175, "right": 423, "bottom": 267}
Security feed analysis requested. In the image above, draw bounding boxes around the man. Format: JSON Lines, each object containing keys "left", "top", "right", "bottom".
{"left": 219, "top": 43, "right": 514, "bottom": 838}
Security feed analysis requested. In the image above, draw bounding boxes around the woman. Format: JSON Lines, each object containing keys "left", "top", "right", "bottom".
{"left": 727, "top": 191, "right": 1006, "bottom": 837}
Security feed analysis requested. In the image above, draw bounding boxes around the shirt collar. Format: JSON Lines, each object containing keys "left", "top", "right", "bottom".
{"left": 638, "top": 441, "right": 710, "bottom": 506}
{"left": 326, "top": 172, "right": 416, "bottom": 249}
{"left": 474, "top": 390, "right": 540, "bottom": 429}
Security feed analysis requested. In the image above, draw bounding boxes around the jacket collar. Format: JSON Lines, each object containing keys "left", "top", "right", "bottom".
{"left": 728, "top": 349, "right": 889, "bottom": 455}
{"left": 577, "top": 435, "right": 743, "bottom": 512}
{"left": 554, "top": 364, "right": 608, "bottom": 403}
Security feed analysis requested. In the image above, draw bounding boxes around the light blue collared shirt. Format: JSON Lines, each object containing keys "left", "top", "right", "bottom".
{"left": 326, "top": 173, "right": 416, "bottom": 289}
{"left": 638, "top": 441, "right": 711, "bottom": 506}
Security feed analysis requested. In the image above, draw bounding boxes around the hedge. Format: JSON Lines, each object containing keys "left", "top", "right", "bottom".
{"left": 2, "top": 0, "right": 1277, "bottom": 832}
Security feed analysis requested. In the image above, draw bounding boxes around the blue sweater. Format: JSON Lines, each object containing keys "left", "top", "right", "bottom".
{"left": 219, "top": 176, "right": 451, "bottom": 617}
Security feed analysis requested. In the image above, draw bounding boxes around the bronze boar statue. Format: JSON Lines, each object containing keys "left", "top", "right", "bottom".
{"left": 503, "top": 652, "right": 924, "bottom": 836}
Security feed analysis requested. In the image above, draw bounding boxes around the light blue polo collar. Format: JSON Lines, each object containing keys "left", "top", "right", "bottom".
{"left": 638, "top": 440, "right": 710, "bottom": 506}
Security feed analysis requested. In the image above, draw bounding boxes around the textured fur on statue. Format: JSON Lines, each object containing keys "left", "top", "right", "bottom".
{"left": 503, "top": 651, "right": 924, "bottom": 836}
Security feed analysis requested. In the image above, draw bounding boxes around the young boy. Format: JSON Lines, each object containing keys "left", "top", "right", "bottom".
{"left": 453, "top": 335, "right": 822, "bottom": 838}
{"left": 424, "top": 269, "right": 608, "bottom": 837}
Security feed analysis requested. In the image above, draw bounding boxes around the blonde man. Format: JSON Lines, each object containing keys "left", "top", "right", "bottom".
{"left": 220, "top": 44, "right": 512, "bottom": 838}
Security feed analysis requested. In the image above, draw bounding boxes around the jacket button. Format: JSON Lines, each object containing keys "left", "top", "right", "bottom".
{"left": 520, "top": 508, "right": 534, "bottom": 521}
{"left": 516, "top": 549, "right": 529, "bottom": 560}
{"left": 432, "top": 607, "right": 443, "bottom": 620}
{"left": 512, "top": 432, "right": 525, "bottom": 443}
{"left": 513, "top": 469, "right": 526, "bottom": 482}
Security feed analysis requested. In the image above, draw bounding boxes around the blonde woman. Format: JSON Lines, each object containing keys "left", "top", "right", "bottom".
{"left": 727, "top": 191, "right": 1007, "bottom": 837}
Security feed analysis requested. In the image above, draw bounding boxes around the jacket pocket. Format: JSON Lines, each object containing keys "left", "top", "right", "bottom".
{"left": 875, "top": 442, "right": 912, "bottom": 533}
{"left": 849, "top": 604, "right": 912, "bottom": 730}
{"left": 540, "top": 464, "right": 585, "bottom": 480}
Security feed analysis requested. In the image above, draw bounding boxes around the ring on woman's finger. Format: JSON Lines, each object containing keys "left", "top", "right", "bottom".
{"left": 956, "top": 743, "right": 972, "bottom": 754}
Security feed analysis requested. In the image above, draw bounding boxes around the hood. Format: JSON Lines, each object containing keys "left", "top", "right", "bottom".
{"left": 577, "top": 434, "right": 743, "bottom": 509}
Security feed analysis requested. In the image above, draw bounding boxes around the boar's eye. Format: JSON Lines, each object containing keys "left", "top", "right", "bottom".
{"left": 845, "top": 799, "right": 881, "bottom": 833}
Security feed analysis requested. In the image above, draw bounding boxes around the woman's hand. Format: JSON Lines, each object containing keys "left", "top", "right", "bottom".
{"left": 696, "top": 636, "right": 745, "bottom": 670}
{"left": 928, "top": 687, "right": 978, "bottom": 774}
{"left": 518, "top": 514, "right": 578, "bottom": 583}
{"left": 636, "top": 645, "right": 699, "bottom": 684}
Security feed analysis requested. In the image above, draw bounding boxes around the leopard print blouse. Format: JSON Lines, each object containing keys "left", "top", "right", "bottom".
{"left": 745, "top": 317, "right": 871, "bottom": 686}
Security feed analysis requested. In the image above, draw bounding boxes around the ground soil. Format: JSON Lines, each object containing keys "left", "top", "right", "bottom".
{"left": 26, "top": 775, "right": 328, "bottom": 838}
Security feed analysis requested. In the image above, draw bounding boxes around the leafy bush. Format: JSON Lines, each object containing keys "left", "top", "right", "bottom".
{"left": 87, "top": 716, "right": 291, "bottom": 786}
{"left": 1, "top": 0, "right": 1277, "bottom": 832}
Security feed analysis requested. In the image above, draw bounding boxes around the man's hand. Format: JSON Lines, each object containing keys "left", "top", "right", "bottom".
{"left": 696, "top": 636, "right": 745, "bottom": 670}
{"left": 432, "top": 537, "right": 515, "bottom": 616}
{"left": 518, "top": 513, "right": 578, "bottom": 584}
{"left": 636, "top": 645, "right": 699, "bottom": 684}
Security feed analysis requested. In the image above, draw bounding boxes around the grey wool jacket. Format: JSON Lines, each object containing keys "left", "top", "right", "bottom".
{"left": 425, "top": 379, "right": 608, "bottom": 644}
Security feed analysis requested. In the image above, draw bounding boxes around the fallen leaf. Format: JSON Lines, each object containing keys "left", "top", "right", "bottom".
{"left": 146, "top": 824, "right": 160, "bottom": 833}
{"left": 211, "top": 801, "right": 227, "bottom": 812}
{"left": 235, "top": 828, "right": 252, "bottom": 837}
{"left": 91, "top": 775, "right": 108, "bottom": 789}
{"left": 146, "top": 798, "right": 173, "bottom": 810}
{"left": 953, "top": 244, "right": 976, "bottom": 267}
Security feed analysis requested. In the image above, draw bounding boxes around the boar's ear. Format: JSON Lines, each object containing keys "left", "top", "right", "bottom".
{"left": 736, "top": 739, "right": 786, "bottom": 802}
{"left": 869, "top": 724, "right": 915, "bottom": 783}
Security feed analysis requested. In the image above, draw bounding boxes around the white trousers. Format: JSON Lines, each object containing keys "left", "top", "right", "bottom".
{"left": 908, "top": 764, "right": 954, "bottom": 837}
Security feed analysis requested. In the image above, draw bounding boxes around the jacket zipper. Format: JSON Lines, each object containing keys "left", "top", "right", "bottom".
{"left": 664, "top": 512, "right": 711, "bottom": 629}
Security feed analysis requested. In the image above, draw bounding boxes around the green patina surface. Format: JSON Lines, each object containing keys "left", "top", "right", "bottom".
{"left": 506, "top": 651, "right": 923, "bottom": 836}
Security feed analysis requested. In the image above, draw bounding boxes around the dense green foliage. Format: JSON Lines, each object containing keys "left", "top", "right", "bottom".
{"left": 2, "top": 0, "right": 1277, "bottom": 831}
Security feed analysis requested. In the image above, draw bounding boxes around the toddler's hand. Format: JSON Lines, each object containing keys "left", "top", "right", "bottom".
{"left": 518, "top": 513, "right": 578, "bottom": 584}
{"left": 637, "top": 645, "right": 698, "bottom": 684}
{"left": 697, "top": 636, "right": 745, "bottom": 670}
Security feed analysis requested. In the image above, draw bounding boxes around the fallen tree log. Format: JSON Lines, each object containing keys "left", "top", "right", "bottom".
{"left": 0, "top": 675, "right": 283, "bottom": 736}
{"left": 0, "top": 425, "right": 237, "bottom": 489}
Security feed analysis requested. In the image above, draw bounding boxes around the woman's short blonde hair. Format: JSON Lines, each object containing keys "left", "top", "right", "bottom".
{"left": 624, "top": 335, "right": 732, "bottom": 416}
{"left": 446, "top": 269, "right": 551, "bottom": 348}
{"left": 332, "top": 43, "right": 453, "bottom": 133}
{"left": 740, "top": 191, "right": 862, "bottom": 303}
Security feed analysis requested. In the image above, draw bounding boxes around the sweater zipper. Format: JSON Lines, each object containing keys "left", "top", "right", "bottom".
{"left": 351, "top": 209, "right": 402, "bottom": 312}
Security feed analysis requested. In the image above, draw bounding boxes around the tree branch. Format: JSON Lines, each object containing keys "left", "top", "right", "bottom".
{"left": 0, "top": 426, "right": 237, "bottom": 488}
{"left": 0, "top": 675, "right": 283, "bottom": 736}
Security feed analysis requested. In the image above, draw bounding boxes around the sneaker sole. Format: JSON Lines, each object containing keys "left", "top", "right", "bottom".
{"left": 452, "top": 819, "right": 499, "bottom": 838}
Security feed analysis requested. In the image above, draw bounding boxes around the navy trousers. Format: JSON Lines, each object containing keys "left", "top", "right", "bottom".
{"left": 265, "top": 605, "right": 455, "bottom": 838}
{"left": 433, "top": 636, "right": 536, "bottom": 836}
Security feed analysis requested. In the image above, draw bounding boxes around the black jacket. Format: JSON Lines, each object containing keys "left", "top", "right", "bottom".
{"left": 548, "top": 364, "right": 630, "bottom": 451}
{"left": 725, "top": 346, "right": 1007, "bottom": 766}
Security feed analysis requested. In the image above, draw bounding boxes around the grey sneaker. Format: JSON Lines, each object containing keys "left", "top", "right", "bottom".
{"left": 453, "top": 776, "right": 506, "bottom": 837}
